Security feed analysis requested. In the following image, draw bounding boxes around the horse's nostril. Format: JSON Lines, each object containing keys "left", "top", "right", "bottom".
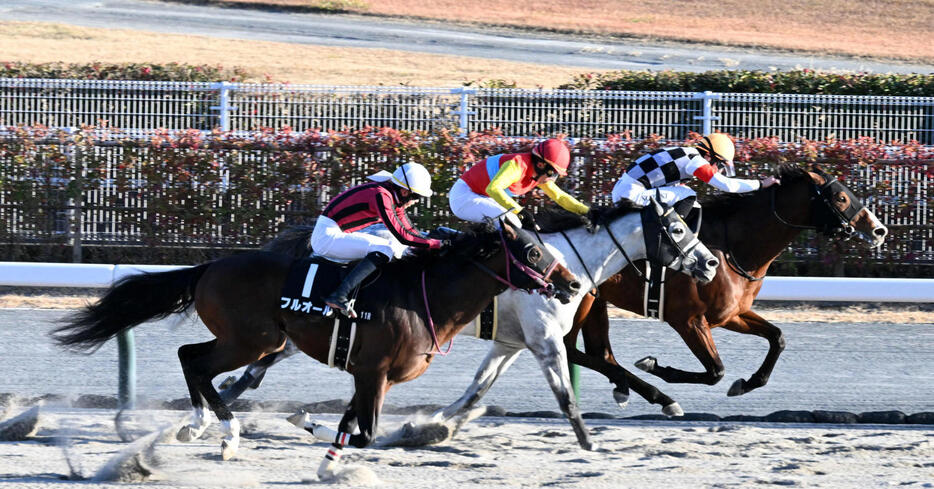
{"left": 569, "top": 281, "right": 582, "bottom": 291}
{"left": 874, "top": 227, "right": 887, "bottom": 237}
{"left": 707, "top": 259, "right": 720, "bottom": 269}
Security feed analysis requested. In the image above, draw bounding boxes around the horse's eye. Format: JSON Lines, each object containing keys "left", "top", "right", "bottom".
{"left": 836, "top": 194, "right": 847, "bottom": 203}
{"left": 668, "top": 222, "right": 686, "bottom": 238}
{"left": 527, "top": 247, "right": 542, "bottom": 263}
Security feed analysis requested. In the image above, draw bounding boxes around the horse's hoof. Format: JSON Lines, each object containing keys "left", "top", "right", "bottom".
{"left": 221, "top": 439, "right": 239, "bottom": 461}
{"left": 176, "top": 425, "right": 199, "bottom": 442}
{"left": 612, "top": 388, "right": 630, "bottom": 408}
{"left": 727, "top": 378, "right": 746, "bottom": 397}
{"left": 286, "top": 410, "right": 308, "bottom": 428}
{"left": 663, "top": 402, "right": 684, "bottom": 417}
{"left": 582, "top": 441, "right": 599, "bottom": 452}
{"left": 218, "top": 376, "right": 237, "bottom": 390}
{"left": 634, "top": 356, "right": 657, "bottom": 372}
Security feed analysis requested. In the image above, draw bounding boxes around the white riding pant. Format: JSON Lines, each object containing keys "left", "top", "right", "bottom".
{"left": 448, "top": 178, "right": 522, "bottom": 228}
{"left": 611, "top": 174, "right": 697, "bottom": 207}
{"left": 310, "top": 216, "right": 406, "bottom": 262}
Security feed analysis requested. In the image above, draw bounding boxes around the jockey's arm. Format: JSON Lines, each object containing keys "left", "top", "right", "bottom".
{"left": 539, "top": 180, "right": 590, "bottom": 214}
{"left": 375, "top": 193, "right": 442, "bottom": 249}
{"left": 484, "top": 158, "right": 524, "bottom": 214}
{"left": 692, "top": 163, "right": 761, "bottom": 193}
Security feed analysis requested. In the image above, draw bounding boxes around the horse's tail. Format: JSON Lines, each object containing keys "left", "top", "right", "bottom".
{"left": 51, "top": 263, "right": 212, "bottom": 352}
{"left": 262, "top": 223, "right": 315, "bottom": 259}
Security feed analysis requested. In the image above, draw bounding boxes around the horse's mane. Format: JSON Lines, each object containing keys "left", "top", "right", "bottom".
{"left": 533, "top": 200, "right": 641, "bottom": 233}
{"left": 700, "top": 163, "right": 810, "bottom": 216}
{"left": 389, "top": 221, "right": 500, "bottom": 269}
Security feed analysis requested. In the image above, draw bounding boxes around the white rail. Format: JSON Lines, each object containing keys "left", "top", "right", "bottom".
{"left": 0, "top": 262, "right": 931, "bottom": 303}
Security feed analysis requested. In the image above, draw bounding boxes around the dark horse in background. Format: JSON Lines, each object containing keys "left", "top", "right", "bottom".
{"left": 52, "top": 221, "right": 580, "bottom": 477}
{"left": 567, "top": 163, "right": 888, "bottom": 412}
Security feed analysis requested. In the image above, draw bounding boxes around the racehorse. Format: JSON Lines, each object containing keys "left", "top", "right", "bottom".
{"left": 221, "top": 199, "right": 721, "bottom": 451}
{"left": 567, "top": 163, "right": 888, "bottom": 410}
{"left": 51, "top": 221, "right": 580, "bottom": 472}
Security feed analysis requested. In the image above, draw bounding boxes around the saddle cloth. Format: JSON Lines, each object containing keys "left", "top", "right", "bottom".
{"left": 464, "top": 297, "right": 499, "bottom": 340}
{"left": 279, "top": 257, "right": 375, "bottom": 321}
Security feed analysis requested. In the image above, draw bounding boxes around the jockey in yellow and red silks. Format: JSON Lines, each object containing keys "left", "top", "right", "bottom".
{"left": 448, "top": 139, "right": 589, "bottom": 228}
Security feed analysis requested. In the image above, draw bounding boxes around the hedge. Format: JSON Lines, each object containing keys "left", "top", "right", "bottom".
{"left": 0, "top": 62, "right": 253, "bottom": 83}
{"left": 0, "top": 126, "right": 930, "bottom": 276}
{"left": 4, "top": 63, "right": 932, "bottom": 97}
{"left": 559, "top": 70, "right": 934, "bottom": 96}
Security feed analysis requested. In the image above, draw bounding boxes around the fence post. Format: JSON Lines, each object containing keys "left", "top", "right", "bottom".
{"left": 211, "top": 81, "right": 235, "bottom": 132}
{"left": 450, "top": 87, "right": 477, "bottom": 137}
{"left": 693, "top": 91, "right": 722, "bottom": 135}
{"left": 118, "top": 330, "right": 136, "bottom": 409}
{"left": 64, "top": 127, "right": 83, "bottom": 263}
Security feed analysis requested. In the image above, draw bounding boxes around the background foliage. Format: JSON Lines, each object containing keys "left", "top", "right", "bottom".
{"left": 0, "top": 126, "right": 930, "bottom": 275}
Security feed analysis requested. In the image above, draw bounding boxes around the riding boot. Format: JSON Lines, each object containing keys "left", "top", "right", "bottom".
{"left": 324, "top": 252, "right": 388, "bottom": 318}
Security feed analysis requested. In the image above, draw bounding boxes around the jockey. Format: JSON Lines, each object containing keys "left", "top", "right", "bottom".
{"left": 314, "top": 162, "right": 443, "bottom": 318}
{"left": 449, "top": 138, "right": 590, "bottom": 228}
{"left": 611, "top": 133, "right": 780, "bottom": 217}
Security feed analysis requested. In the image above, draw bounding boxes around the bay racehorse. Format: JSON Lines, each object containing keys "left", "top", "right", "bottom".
{"left": 51, "top": 221, "right": 580, "bottom": 474}
{"left": 567, "top": 163, "right": 887, "bottom": 411}
{"left": 224, "top": 199, "right": 721, "bottom": 450}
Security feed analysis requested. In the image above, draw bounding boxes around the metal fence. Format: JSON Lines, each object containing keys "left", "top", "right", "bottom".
{"left": 3, "top": 79, "right": 933, "bottom": 143}
{"left": 0, "top": 140, "right": 929, "bottom": 268}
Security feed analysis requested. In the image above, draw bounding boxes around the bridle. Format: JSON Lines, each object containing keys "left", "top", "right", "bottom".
{"left": 729, "top": 170, "right": 866, "bottom": 282}
{"left": 771, "top": 170, "right": 864, "bottom": 238}
{"left": 420, "top": 225, "right": 561, "bottom": 356}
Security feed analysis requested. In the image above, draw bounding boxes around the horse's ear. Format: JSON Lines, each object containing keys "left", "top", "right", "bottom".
{"left": 500, "top": 219, "right": 518, "bottom": 239}
{"left": 807, "top": 170, "right": 828, "bottom": 185}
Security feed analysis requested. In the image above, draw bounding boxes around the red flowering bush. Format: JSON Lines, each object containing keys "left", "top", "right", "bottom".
{"left": 0, "top": 126, "right": 930, "bottom": 274}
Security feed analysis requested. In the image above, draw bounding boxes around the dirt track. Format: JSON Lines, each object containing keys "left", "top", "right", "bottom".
{"left": 3, "top": 288, "right": 931, "bottom": 324}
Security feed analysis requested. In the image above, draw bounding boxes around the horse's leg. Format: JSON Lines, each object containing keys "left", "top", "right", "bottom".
{"left": 526, "top": 329, "right": 595, "bottom": 451}
{"left": 316, "top": 394, "right": 359, "bottom": 477}
{"left": 177, "top": 341, "right": 216, "bottom": 442}
{"left": 303, "top": 374, "right": 388, "bottom": 479}
{"left": 177, "top": 339, "right": 254, "bottom": 460}
{"left": 635, "top": 315, "right": 726, "bottom": 385}
{"left": 218, "top": 339, "right": 299, "bottom": 403}
{"left": 431, "top": 341, "right": 524, "bottom": 422}
{"left": 569, "top": 297, "right": 683, "bottom": 415}
{"left": 568, "top": 295, "right": 629, "bottom": 406}
{"left": 721, "top": 310, "right": 785, "bottom": 396}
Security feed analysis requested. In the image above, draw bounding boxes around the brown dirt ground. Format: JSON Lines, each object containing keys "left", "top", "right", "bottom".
{"left": 168, "top": 0, "right": 934, "bottom": 63}
{"left": 0, "top": 21, "right": 596, "bottom": 87}
{"left": 2, "top": 287, "right": 930, "bottom": 323}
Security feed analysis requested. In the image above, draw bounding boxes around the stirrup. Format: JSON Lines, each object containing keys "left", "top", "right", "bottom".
{"left": 325, "top": 297, "right": 358, "bottom": 319}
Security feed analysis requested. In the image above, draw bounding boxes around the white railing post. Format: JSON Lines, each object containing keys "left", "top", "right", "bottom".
{"left": 451, "top": 87, "right": 477, "bottom": 137}
{"left": 211, "top": 81, "right": 236, "bottom": 131}
{"left": 693, "top": 91, "right": 722, "bottom": 135}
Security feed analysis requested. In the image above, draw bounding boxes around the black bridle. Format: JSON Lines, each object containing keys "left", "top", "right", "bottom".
{"left": 771, "top": 170, "right": 865, "bottom": 238}
{"left": 729, "top": 170, "right": 867, "bottom": 282}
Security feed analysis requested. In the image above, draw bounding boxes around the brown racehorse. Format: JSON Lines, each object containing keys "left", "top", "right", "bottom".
{"left": 52, "top": 221, "right": 580, "bottom": 475}
{"left": 566, "top": 163, "right": 888, "bottom": 411}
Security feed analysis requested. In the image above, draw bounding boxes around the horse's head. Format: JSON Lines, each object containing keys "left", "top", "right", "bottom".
{"left": 647, "top": 197, "right": 719, "bottom": 284}
{"left": 805, "top": 168, "right": 887, "bottom": 248}
{"left": 496, "top": 220, "right": 581, "bottom": 304}
{"left": 769, "top": 165, "right": 887, "bottom": 248}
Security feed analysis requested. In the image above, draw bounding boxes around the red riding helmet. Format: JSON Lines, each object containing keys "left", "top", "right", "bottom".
{"left": 531, "top": 139, "right": 571, "bottom": 176}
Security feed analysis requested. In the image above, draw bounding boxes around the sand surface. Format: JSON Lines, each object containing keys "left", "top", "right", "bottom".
{"left": 0, "top": 408, "right": 931, "bottom": 488}
{"left": 1, "top": 289, "right": 931, "bottom": 324}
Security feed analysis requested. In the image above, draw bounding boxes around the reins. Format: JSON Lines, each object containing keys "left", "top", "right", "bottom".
{"left": 419, "top": 226, "right": 559, "bottom": 356}
{"left": 560, "top": 230, "right": 599, "bottom": 296}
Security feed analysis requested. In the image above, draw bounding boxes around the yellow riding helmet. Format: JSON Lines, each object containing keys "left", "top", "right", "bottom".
{"left": 696, "top": 133, "right": 736, "bottom": 177}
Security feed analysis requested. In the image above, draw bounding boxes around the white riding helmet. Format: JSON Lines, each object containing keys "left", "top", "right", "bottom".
{"left": 367, "top": 162, "right": 434, "bottom": 197}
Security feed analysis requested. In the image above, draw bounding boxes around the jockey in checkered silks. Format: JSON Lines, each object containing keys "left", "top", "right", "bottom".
{"left": 611, "top": 133, "right": 781, "bottom": 222}
{"left": 448, "top": 138, "right": 590, "bottom": 228}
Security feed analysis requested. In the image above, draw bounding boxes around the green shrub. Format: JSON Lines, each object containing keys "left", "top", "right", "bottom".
{"left": 0, "top": 61, "right": 253, "bottom": 82}
{"left": 561, "top": 69, "right": 934, "bottom": 96}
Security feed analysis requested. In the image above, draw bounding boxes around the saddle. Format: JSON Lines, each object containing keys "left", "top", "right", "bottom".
{"left": 279, "top": 257, "right": 376, "bottom": 321}
{"left": 279, "top": 257, "right": 372, "bottom": 370}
